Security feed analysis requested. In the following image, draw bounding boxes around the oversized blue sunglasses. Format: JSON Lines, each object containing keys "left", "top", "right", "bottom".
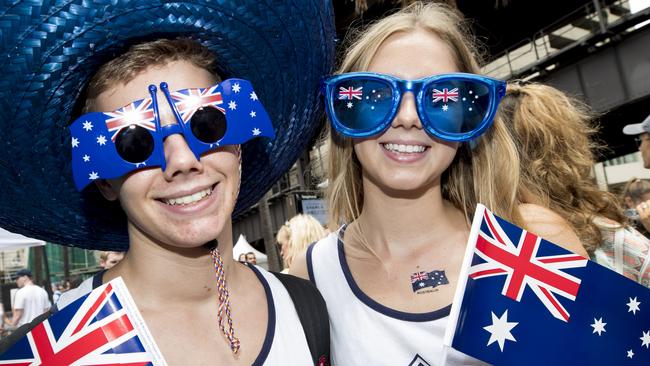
{"left": 321, "top": 72, "right": 506, "bottom": 141}
{"left": 69, "top": 78, "right": 274, "bottom": 191}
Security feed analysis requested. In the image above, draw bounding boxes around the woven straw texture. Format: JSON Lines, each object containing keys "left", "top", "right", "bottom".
{"left": 0, "top": 0, "right": 335, "bottom": 250}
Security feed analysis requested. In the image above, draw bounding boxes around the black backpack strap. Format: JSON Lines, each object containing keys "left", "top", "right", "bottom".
{"left": 272, "top": 271, "right": 330, "bottom": 365}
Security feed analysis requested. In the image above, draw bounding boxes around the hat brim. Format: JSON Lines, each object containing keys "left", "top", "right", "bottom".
{"left": 623, "top": 123, "right": 645, "bottom": 135}
{"left": 0, "top": 1, "right": 334, "bottom": 250}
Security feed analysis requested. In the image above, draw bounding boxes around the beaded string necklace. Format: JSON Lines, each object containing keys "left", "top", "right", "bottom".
{"left": 210, "top": 247, "right": 241, "bottom": 354}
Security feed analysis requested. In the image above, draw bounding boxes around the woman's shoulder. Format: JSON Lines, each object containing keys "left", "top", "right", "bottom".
{"left": 517, "top": 203, "right": 588, "bottom": 257}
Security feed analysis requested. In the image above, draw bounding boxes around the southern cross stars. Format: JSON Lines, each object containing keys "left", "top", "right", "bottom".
{"left": 82, "top": 121, "right": 93, "bottom": 131}
{"left": 627, "top": 297, "right": 641, "bottom": 315}
{"left": 228, "top": 101, "right": 237, "bottom": 110}
{"left": 88, "top": 171, "right": 99, "bottom": 180}
{"left": 71, "top": 137, "right": 79, "bottom": 148}
{"left": 250, "top": 91, "right": 258, "bottom": 100}
{"left": 96, "top": 135, "right": 107, "bottom": 146}
{"left": 483, "top": 310, "right": 518, "bottom": 352}
{"left": 641, "top": 330, "right": 650, "bottom": 349}
{"left": 252, "top": 128, "right": 261, "bottom": 136}
{"left": 232, "top": 83, "right": 241, "bottom": 93}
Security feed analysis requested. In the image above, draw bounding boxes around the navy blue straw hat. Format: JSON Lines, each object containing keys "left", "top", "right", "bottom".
{"left": 0, "top": 0, "right": 335, "bottom": 251}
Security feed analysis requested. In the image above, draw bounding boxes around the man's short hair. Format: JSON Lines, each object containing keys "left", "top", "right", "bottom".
{"left": 12, "top": 268, "right": 32, "bottom": 280}
{"left": 82, "top": 38, "right": 218, "bottom": 113}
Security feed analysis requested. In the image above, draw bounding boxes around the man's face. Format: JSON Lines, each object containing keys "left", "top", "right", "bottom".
{"left": 15, "top": 275, "right": 27, "bottom": 288}
{"left": 245, "top": 254, "right": 257, "bottom": 264}
{"left": 101, "top": 252, "right": 125, "bottom": 269}
{"left": 638, "top": 133, "right": 650, "bottom": 169}
{"left": 94, "top": 60, "right": 240, "bottom": 249}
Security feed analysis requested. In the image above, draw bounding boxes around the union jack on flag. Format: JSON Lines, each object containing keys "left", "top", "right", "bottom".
{"left": 105, "top": 98, "right": 156, "bottom": 141}
{"left": 411, "top": 271, "right": 429, "bottom": 284}
{"left": 171, "top": 86, "right": 224, "bottom": 123}
{"left": 338, "top": 86, "right": 363, "bottom": 100}
{"left": 432, "top": 88, "right": 459, "bottom": 103}
{"left": 0, "top": 278, "right": 166, "bottom": 366}
{"left": 469, "top": 208, "right": 587, "bottom": 322}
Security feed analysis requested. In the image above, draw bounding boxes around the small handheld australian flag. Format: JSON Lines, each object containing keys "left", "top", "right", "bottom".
{"left": 0, "top": 277, "right": 166, "bottom": 365}
{"left": 443, "top": 204, "right": 650, "bottom": 366}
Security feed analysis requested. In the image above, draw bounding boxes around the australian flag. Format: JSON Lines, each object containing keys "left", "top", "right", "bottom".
{"left": 443, "top": 204, "right": 650, "bottom": 366}
{"left": 411, "top": 270, "right": 449, "bottom": 292}
{"left": 0, "top": 278, "right": 166, "bottom": 365}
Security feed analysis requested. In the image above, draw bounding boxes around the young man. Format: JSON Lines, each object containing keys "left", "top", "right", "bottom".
{"left": 623, "top": 114, "right": 650, "bottom": 169}
{"left": 7, "top": 269, "right": 50, "bottom": 328}
{"left": 0, "top": 1, "right": 334, "bottom": 364}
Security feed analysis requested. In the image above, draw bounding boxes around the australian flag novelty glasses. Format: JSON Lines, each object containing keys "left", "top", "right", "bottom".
{"left": 321, "top": 72, "right": 506, "bottom": 141}
{"left": 70, "top": 79, "right": 274, "bottom": 191}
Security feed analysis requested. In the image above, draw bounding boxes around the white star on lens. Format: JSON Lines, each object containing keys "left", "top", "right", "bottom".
{"left": 627, "top": 350, "right": 634, "bottom": 359}
{"left": 462, "top": 97, "right": 466, "bottom": 101}
{"left": 469, "top": 90, "right": 473, "bottom": 94}
{"left": 370, "top": 106, "right": 375, "bottom": 110}
{"left": 82, "top": 155, "right": 90, "bottom": 162}
{"left": 82, "top": 121, "right": 93, "bottom": 131}
{"left": 250, "top": 91, "right": 258, "bottom": 100}
{"left": 88, "top": 171, "right": 99, "bottom": 180}
{"left": 627, "top": 297, "right": 641, "bottom": 315}
{"left": 365, "top": 96, "right": 369, "bottom": 100}
{"left": 483, "top": 310, "right": 518, "bottom": 352}
{"left": 96, "top": 135, "right": 107, "bottom": 146}
{"left": 232, "top": 83, "right": 241, "bottom": 93}
{"left": 347, "top": 102, "right": 353, "bottom": 109}
{"left": 591, "top": 317, "right": 606, "bottom": 336}
{"left": 250, "top": 111, "right": 256, "bottom": 118}
{"left": 228, "top": 101, "right": 237, "bottom": 110}
{"left": 641, "top": 330, "right": 650, "bottom": 348}
{"left": 71, "top": 137, "right": 79, "bottom": 148}
{"left": 442, "top": 104, "right": 449, "bottom": 111}
{"left": 468, "top": 107, "right": 473, "bottom": 111}
{"left": 135, "top": 162, "right": 147, "bottom": 168}
{"left": 475, "top": 95, "right": 479, "bottom": 99}
{"left": 252, "top": 128, "right": 261, "bottom": 136}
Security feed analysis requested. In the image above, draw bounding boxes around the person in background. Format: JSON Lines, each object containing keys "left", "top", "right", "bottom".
{"left": 244, "top": 252, "right": 257, "bottom": 265}
{"left": 281, "top": 214, "right": 327, "bottom": 273}
{"left": 498, "top": 82, "right": 650, "bottom": 287}
{"left": 98, "top": 251, "right": 125, "bottom": 269}
{"left": 238, "top": 253, "right": 247, "bottom": 263}
{"left": 276, "top": 223, "right": 291, "bottom": 264}
{"left": 622, "top": 178, "right": 650, "bottom": 235}
{"left": 293, "top": 3, "right": 585, "bottom": 365}
{"left": 622, "top": 113, "right": 650, "bottom": 168}
{"left": 7, "top": 269, "right": 51, "bottom": 328}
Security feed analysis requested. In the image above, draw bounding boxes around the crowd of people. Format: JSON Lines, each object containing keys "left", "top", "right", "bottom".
{"left": 0, "top": 0, "right": 649, "bottom": 364}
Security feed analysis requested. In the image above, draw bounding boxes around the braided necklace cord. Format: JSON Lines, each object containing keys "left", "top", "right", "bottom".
{"left": 210, "top": 248, "right": 241, "bottom": 354}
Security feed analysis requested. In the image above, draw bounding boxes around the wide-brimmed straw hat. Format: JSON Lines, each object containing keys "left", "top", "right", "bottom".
{"left": 0, "top": 0, "right": 335, "bottom": 251}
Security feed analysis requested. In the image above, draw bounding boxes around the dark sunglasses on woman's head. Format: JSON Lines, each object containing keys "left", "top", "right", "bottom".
{"left": 70, "top": 78, "right": 274, "bottom": 191}
{"left": 321, "top": 72, "right": 506, "bottom": 141}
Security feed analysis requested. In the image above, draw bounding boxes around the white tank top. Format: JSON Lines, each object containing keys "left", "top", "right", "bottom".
{"left": 56, "top": 266, "right": 312, "bottom": 366}
{"left": 308, "top": 230, "right": 486, "bottom": 366}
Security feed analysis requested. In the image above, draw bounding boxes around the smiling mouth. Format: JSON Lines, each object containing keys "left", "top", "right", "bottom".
{"left": 160, "top": 184, "right": 216, "bottom": 206}
{"left": 381, "top": 143, "right": 428, "bottom": 154}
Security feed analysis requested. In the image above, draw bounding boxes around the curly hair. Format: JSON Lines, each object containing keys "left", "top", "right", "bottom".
{"left": 499, "top": 82, "right": 627, "bottom": 253}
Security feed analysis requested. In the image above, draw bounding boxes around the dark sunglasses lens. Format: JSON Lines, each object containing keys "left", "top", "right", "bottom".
{"left": 331, "top": 78, "right": 393, "bottom": 133}
{"left": 422, "top": 80, "right": 491, "bottom": 136}
{"left": 115, "top": 125, "right": 154, "bottom": 163}
{"left": 190, "top": 106, "right": 227, "bottom": 143}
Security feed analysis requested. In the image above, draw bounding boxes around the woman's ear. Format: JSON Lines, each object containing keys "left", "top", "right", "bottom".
{"left": 94, "top": 179, "right": 120, "bottom": 201}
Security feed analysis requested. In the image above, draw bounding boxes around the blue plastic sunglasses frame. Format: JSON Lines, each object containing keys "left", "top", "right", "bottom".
{"left": 321, "top": 72, "right": 506, "bottom": 141}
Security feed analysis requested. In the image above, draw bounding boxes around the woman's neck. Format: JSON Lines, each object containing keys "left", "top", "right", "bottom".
{"left": 351, "top": 176, "right": 468, "bottom": 258}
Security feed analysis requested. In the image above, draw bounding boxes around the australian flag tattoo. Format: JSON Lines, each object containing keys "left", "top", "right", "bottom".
{"left": 411, "top": 270, "right": 450, "bottom": 292}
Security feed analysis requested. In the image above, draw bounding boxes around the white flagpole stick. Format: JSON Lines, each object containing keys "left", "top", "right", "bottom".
{"left": 439, "top": 204, "right": 486, "bottom": 365}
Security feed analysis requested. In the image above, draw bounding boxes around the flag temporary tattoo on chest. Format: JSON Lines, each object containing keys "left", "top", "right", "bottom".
{"left": 411, "top": 270, "right": 449, "bottom": 293}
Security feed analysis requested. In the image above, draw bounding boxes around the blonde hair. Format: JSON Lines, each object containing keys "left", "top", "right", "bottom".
{"left": 83, "top": 38, "right": 217, "bottom": 112}
{"left": 499, "top": 82, "right": 627, "bottom": 253}
{"left": 283, "top": 214, "right": 328, "bottom": 268}
{"left": 326, "top": 1, "right": 522, "bottom": 227}
{"left": 622, "top": 178, "right": 650, "bottom": 206}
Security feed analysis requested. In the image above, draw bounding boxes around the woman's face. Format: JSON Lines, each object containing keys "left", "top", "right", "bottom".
{"left": 353, "top": 29, "right": 460, "bottom": 196}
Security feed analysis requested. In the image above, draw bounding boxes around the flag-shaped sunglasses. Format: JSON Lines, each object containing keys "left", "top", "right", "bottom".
{"left": 69, "top": 78, "right": 274, "bottom": 191}
{"left": 321, "top": 72, "right": 506, "bottom": 141}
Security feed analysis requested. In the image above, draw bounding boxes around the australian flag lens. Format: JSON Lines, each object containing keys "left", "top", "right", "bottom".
{"left": 422, "top": 80, "right": 490, "bottom": 136}
{"left": 332, "top": 78, "right": 393, "bottom": 132}
{"left": 69, "top": 78, "right": 274, "bottom": 191}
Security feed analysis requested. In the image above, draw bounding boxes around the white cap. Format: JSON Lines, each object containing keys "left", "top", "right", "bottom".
{"left": 623, "top": 114, "right": 650, "bottom": 135}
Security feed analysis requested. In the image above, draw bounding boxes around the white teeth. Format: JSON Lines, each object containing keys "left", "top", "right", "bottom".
{"left": 382, "top": 143, "right": 426, "bottom": 153}
{"left": 163, "top": 187, "right": 212, "bottom": 206}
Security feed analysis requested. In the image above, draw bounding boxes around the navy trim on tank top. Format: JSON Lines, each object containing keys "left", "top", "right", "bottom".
{"left": 92, "top": 269, "right": 106, "bottom": 289}
{"left": 248, "top": 264, "right": 276, "bottom": 366}
{"left": 337, "top": 226, "right": 451, "bottom": 322}
{"left": 306, "top": 242, "right": 317, "bottom": 285}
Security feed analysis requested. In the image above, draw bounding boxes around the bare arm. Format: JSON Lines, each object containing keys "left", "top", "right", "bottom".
{"left": 8, "top": 309, "right": 23, "bottom": 327}
{"left": 289, "top": 249, "right": 310, "bottom": 280}
{"left": 519, "top": 203, "right": 589, "bottom": 257}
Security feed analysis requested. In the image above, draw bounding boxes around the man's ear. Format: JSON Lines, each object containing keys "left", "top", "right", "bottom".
{"left": 94, "top": 179, "right": 120, "bottom": 201}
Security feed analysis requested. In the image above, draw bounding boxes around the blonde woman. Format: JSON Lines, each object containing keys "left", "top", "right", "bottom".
{"left": 281, "top": 214, "right": 328, "bottom": 272}
{"left": 498, "top": 82, "right": 650, "bottom": 287}
{"left": 291, "top": 3, "right": 587, "bottom": 365}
